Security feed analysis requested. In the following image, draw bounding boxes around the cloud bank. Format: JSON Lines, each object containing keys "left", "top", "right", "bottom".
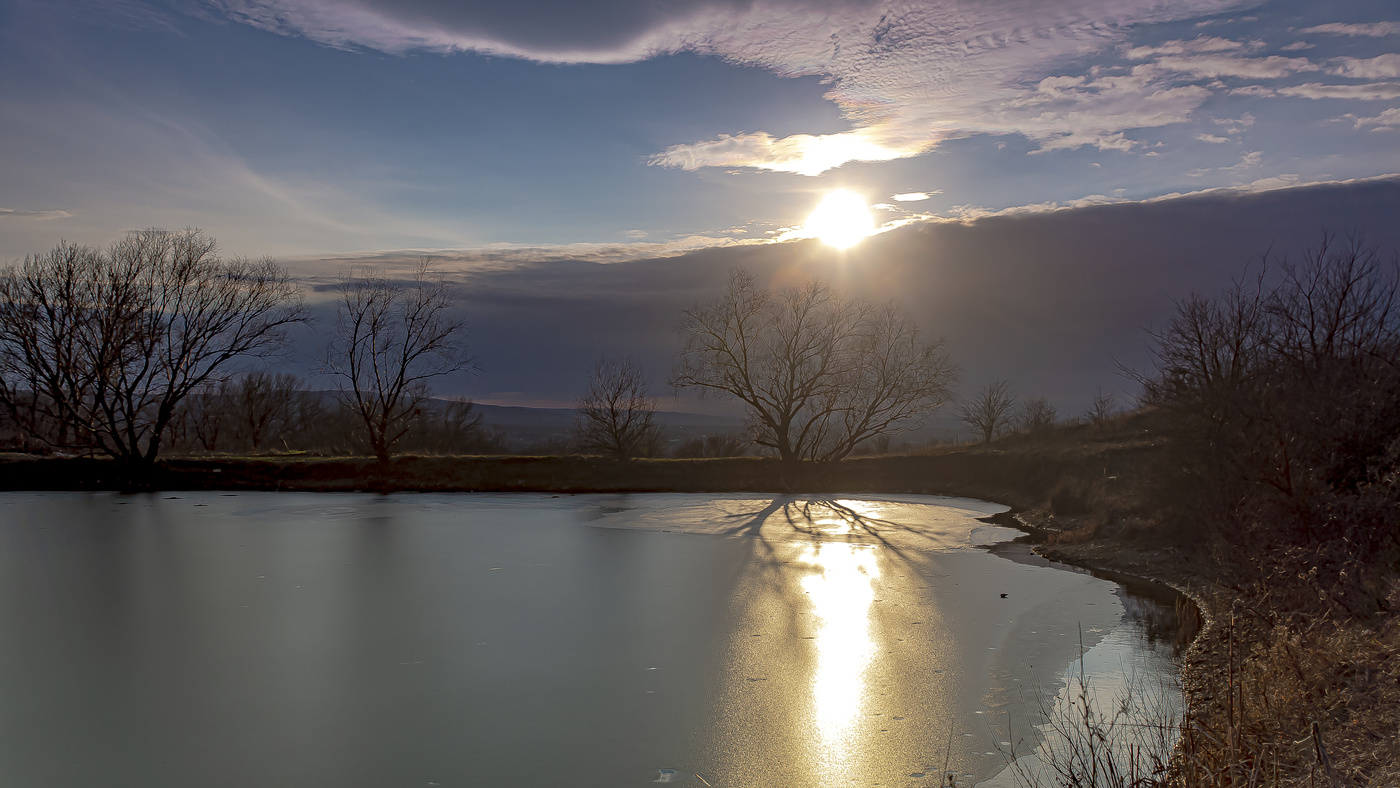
{"left": 275, "top": 176, "right": 1400, "bottom": 411}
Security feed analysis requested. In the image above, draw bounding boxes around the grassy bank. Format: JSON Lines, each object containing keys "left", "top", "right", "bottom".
{"left": 0, "top": 418, "right": 1159, "bottom": 499}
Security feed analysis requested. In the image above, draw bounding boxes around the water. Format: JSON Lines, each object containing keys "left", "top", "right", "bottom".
{"left": 0, "top": 492, "right": 1190, "bottom": 787}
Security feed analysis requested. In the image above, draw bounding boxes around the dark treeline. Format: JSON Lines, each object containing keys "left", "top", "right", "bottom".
{"left": 0, "top": 230, "right": 507, "bottom": 464}
{"left": 1135, "top": 234, "right": 1400, "bottom": 614}
{"left": 1097, "top": 234, "right": 1400, "bottom": 786}
{"left": 168, "top": 374, "right": 505, "bottom": 457}
{"left": 0, "top": 369, "right": 509, "bottom": 458}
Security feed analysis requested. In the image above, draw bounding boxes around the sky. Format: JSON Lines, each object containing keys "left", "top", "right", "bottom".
{"left": 3, "top": 0, "right": 1400, "bottom": 411}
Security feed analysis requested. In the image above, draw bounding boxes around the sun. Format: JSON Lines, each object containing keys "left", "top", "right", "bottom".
{"left": 805, "top": 190, "right": 875, "bottom": 249}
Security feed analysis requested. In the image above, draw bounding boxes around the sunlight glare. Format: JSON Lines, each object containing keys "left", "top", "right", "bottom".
{"left": 800, "top": 541, "right": 880, "bottom": 781}
{"left": 805, "top": 191, "right": 876, "bottom": 249}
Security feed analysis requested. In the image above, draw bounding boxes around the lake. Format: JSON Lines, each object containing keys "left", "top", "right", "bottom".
{"left": 0, "top": 492, "right": 1188, "bottom": 787}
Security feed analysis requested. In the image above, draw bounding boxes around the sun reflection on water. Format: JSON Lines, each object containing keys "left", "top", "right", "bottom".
{"left": 799, "top": 540, "right": 881, "bottom": 781}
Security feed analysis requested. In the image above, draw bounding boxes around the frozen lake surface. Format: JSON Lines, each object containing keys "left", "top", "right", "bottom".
{"left": 0, "top": 492, "right": 1187, "bottom": 787}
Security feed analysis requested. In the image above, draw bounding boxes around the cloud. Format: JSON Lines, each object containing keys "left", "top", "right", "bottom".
{"left": 1329, "top": 54, "right": 1400, "bottom": 79}
{"left": 1126, "top": 36, "right": 1245, "bottom": 58}
{"left": 286, "top": 234, "right": 763, "bottom": 280}
{"left": 1275, "top": 82, "right": 1400, "bottom": 100}
{"left": 650, "top": 128, "right": 918, "bottom": 176}
{"left": 1212, "top": 113, "right": 1255, "bottom": 133}
{"left": 1298, "top": 22, "right": 1400, "bottom": 38}
{"left": 1223, "top": 150, "right": 1263, "bottom": 171}
{"left": 204, "top": 0, "right": 720, "bottom": 62}
{"left": 0, "top": 207, "right": 74, "bottom": 221}
{"left": 1351, "top": 107, "right": 1400, "bottom": 131}
{"left": 205, "top": 0, "right": 1263, "bottom": 174}
{"left": 1196, "top": 132, "right": 1230, "bottom": 143}
{"left": 1150, "top": 54, "right": 1318, "bottom": 79}
{"left": 934, "top": 172, "right": 1400, "bottom": 222}
{"left": 1246, "top": 173, "right": 1299, "bottom": 189}
{"left": 287, "top": 175, "right": 1400, "bottom": 282}
{"left": 58, "top": 0, "right": 184, "bottom": 33}
{"left": 397, "top": 176, "right": 1400, "bottom": 408}
{"left": 201, "top": 0, "right": 1400, "bottom": 176}
{"left": 0, "top": 87, "right": 485, "bottom": 259}
{"left": 892, "top": 192, "right": 934, "bottom": 201}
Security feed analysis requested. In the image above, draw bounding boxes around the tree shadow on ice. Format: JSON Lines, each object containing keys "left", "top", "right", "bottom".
{"left": 716, "top": 495, "right": 929, "bottom": 569}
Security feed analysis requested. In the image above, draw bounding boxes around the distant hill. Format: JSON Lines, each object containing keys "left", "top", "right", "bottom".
{"left": 469, "top": 403, "right": 742, "bottom": 429}
{"left": 465, "top": 402, "right": 744, "bottom": 452}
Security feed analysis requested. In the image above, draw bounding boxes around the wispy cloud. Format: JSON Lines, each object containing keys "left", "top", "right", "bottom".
{"left": 1150, "top": 53, "right": 1317, "bottom": 79}
{"left": 1298, "top": 22, "right": 1400, "bottom": 38}
{"left": 1350, "top": 107, "right": 1400, "bottom": 131}
{"left": 0, "top": 88, "right": 477, "bottom": 259}
{"left": 892, "top": 192, "right": 935, "bottom": 202}
{"left": 0, "top": 207, "right": 74, "bottom": 221}
{"left": 1126, "top": 36, "right": 1248, "bottom": 58}
{"left": 936, "top": 172, "right": 1399, "bottom": 221}
{"left": 1274, "top": 82, "right": 1400, "bottom": 100}
{"left": 1213, "top": 113, "right": 1255, "bottom": 134}
{"left": 204, "top": 0, "right": 1261, "bottom": 174}
{"left": 200, "top": 1, "right": 1400, "bottom": 176}
{"left": 59, "top": 0, "right": 183, "bottom": 33}
{"left": 650, "top": 128, "right": 916, "bottom": 176}
{"left": 285, "top": 234, "right": 764, "bottom": 280}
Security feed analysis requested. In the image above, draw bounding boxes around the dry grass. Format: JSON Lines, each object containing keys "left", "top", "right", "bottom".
{"left": 1008, "top": 636, "right": 1180, "bottom": 788}
{"left": 1177, "top": 580, "right": 1400, "bottom": 788}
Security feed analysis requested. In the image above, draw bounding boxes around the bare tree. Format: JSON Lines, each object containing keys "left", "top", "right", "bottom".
{"left": 0, "top": 229, "right": 306, "bottom": 466}
{"left": 1018, "top": 395, "right": 1059, "bottom": 434}
{"left": 573, "top": 356, "right": 659, "bottom": 459}
{"left": 323, "top": 260, "right": 475, "bottom": 463}
{"left": 1138, "top": 235, "right": 1400, "bottom": 505}
{"left": 1084, "top": 386, "right": 1118, "bottom": 427}
{"left": 671, "top": 269, "right": 956, "bottom": 464}
{"left": 958, "top": 379, "right": 1015, "bottom": 444}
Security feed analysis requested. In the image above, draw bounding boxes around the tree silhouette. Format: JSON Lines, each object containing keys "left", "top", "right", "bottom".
{"left": 0, "top": 228, "right": 305, "bottom": 465}
{"left": 958, "top": 379, "right": 1015, "bottom": 444}
{"left": 672, "top": 269, "right": 955, "bottom": 464}
{"left": 573, "top": 356, "right": 659, "bottom": 459}
{"left": 323, "top": 260, "right": 475, "bottom": 463}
